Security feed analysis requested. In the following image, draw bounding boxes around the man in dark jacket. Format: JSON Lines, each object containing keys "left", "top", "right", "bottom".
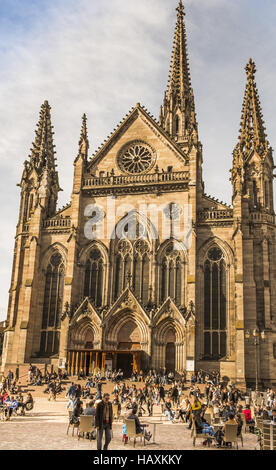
{"left": 159, "top": 385, "right": 165, "bottom": 403}
{"left": 96, "top": 380, "right": 103, "bottom": 400}
{"left": 95, "top": 393, "right": 113, "bottom": 450}
{"left": 127, "top": 407, "right": 152, "bottom": 441}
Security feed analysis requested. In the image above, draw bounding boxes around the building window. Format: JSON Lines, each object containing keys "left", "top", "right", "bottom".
{"left": 203, "top": 247, "right": 227, "bottom": 360}
{"left": 175, "top": 116, "right": 180, "bottom": 134}
{"left": 160, "top": 242, "right": 182, "bottom": 306}
{"left": 40, "top": 253, "right": 64, "bottom": 356}
{"left": 265, "top": 180, "right": 270, "bottom": 209}
{"left": 113, "top": 236, "right": 151, "bottom": 305}
{"left": 273, "top": 344, "right": 276, "bottom": 360}
{"left": 133, "top": 240, "right": 150, "bottom": 304}
{"left": 0, "top": 333, "right": 3, "bottom": 356}
{"left": 253, "top": 180, "right": 258, "bottom": 207}
{"left": 84, "top": 249, "right": 104, "bottom": 307}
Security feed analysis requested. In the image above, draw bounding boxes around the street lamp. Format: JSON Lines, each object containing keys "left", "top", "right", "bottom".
{"left": 245, "top": 328, "right": 266, "bottom": 392}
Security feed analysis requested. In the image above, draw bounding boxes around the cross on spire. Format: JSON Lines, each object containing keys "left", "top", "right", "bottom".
{"left": 176, "top": 0, "right": 184, "bottom": 17}
{"left": 246, "top": 58, "right": 256, "bottom": 80}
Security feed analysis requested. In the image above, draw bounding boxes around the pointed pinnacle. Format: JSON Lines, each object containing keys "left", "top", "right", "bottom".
{"left": 78, "top": 113, "right": 89, "bottom": 158}
{"left": 235, "top": 59, "right": 269, "bottom": 156}
{"left": 177, "top": 0, "right": 184, "bottom": 16}
{"left": 246, "top": 58, "right": 256, "bottom": 79}
{"left": 29, "top": 100, "right": 56, "bottom": 173}
{"left": 80, "top": 113, "right": 87, "bottom": 137}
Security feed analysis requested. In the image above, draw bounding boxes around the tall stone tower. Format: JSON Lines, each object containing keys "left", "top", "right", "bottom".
{"left": 2, "top": 102, "right": 60, "bottom": 366}
{"left": 231, "top": 59, "right": 276, "bottom": 384}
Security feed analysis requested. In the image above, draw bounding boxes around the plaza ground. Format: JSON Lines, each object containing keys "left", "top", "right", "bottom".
{"left": 0, "top": 378, "right": 260, "bottom": 451}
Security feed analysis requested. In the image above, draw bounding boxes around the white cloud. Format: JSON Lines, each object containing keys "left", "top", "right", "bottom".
{"left": 0, "top": 0, "right": 275, "bottom": 320}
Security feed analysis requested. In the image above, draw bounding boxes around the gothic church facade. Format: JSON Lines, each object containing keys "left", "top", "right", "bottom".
{"left": 2, "top": 1, "right": 276, "bottom": 387}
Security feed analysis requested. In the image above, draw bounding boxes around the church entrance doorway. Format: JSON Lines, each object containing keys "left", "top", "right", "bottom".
{"left": 67, "top": 349, "right": 143, "bottom": 377}
{"left": 165, "top": 329, "right": 176, "bottom": 373}
{"left": 117, "top": 353, "right": 133, "bottom": 377}
{"left": 165, "top": 343, "right": 176, "bottom": 373}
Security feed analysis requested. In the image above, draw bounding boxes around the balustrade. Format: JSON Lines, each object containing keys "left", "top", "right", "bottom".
{"left": 43, "top": 218, "right": 71, "bottom": 229}
{"left": 83, "top": 171, "right": 189, "bottom": 188}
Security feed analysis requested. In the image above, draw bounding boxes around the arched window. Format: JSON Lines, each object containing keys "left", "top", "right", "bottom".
{"left": 123, "top": 255, "right": 132, "bottom": 290}
{"left": 204, "top": 247, "right": 227, "bottom": 360}
{"left": 0, "top": 333, "right": 3, "bottom": 356}
{"left": 160, "top": 242, "right": 183, "bottom": 306}
{"left": 23, "top": 192, "right": 29, "bottom": 222}
{"left": 133, "top": 255, "right": 141, "bottom": 299}
{"left": 84, "top": 248, "right": 104, "bottom": 307}
{"left": 114, "top": 254, "right": 123, "bottom": 300}
{"left": 141, "top": 254, "right": 150, "bottom": 305}
{"left": 175, "top": 116, "right": 180, "bottom": 134}
{"left": 161, "top": 259, "right": 168, "bottom": 301}
{"left": 265, "top": 180, "right": 270, "bottom": 209}
{"left": 113, "top": 231, "right": 151, "bottom": 305}
{"left": 40, "top": 253, "right": 64, "bottom": 356}
{"left": 132, "top": 240, "right": 150, "bottom": 304}
{"left": 253, "top": 180, "right": 258, "bottom": 207}
{"left": 175, "top": 257, "right": 182, "bottom": 306}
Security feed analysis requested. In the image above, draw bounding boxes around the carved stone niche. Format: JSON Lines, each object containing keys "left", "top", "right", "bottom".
{"left": 121, "top": 297, "right": 136, "bottom": 309}
{"left": 165, "top": 308, "right": 174, "bottom": 318}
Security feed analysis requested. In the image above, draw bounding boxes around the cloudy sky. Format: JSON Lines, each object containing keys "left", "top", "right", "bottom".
{"left": 0, "top": 0, "right": 276, "bottom": 321}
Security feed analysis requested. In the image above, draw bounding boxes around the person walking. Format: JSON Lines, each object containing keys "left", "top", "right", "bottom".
{"left": 48, "top": 380, "right": 56, "bottom": 401}
{"left": 7, "top": 370, "right": 14, "bottom": 390}
{"left": 96, "top": 380, "right": 103, "bottom": 400}
{"left": 159, "top": 385, "right": 166, "bottom": 410}
{"left": 66, "top": 382, "right": 77, "bottom": 409}
{"left": 95, "top": 393, "right": 113, "bottom": 451}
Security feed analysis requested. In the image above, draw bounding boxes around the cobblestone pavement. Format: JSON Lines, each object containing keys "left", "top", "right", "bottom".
{"left": 0, "top": 398, "right": 259, "bottom": 451}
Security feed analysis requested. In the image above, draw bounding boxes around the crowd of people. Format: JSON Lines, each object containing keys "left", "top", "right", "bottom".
{"left": 0, "top": 363, "right": 69, "bottom": 418}
{"left": 1, "top": 363, "right": 276, "bottom": 449}
{"left": 63, "top": 368, "right": 276, "bottom": 449}
{"left": 0, "top": 369, "right": 34, "bottom": 420}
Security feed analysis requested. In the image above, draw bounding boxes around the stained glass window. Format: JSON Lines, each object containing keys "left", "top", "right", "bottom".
{"left": 160, "top": 243, "right": 182, "bottom": 306}
{"left": 203, "top": 247, "right": 227, "bottom": 359}
{"left": 84, "top": 249, "right": 104, "bottom": 307}
{"left": 40, "top": 253, "right": 64, "bottom": 356}
{"left": 118, "top": 142, "right": 155, "bottom": 175}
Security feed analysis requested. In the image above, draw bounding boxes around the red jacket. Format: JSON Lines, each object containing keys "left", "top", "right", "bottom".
{"left": 242, "top": 409, "right": 252, "bottom": 422}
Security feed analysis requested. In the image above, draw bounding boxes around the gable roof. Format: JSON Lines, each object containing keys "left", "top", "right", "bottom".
{"left": 103, "top": 287, "right": 150, "bottom": 325}
{"left": 87, "top": 103, "right": 189, "bottom": 170}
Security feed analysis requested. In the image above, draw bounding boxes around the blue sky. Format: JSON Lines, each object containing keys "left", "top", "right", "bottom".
{"left": 0, "top": 0, "right": 276, "bottom": 320}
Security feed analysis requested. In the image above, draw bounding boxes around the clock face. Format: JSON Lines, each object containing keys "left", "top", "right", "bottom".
{"left": 117, "top": 141, "right": 156, "bottom": 175}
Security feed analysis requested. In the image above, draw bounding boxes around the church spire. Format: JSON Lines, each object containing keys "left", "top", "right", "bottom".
{"left": 237, "top": 59, "right": 270, "bottom": 157}
{"left": 78, "top": 113, "right": 89, "bottom": 160}
{"left": 168, "top": 0, "right": 191, "bottom": 101}
{"left": 29, "top": 100, "right": 56, "bottom": 173}
{"left": 160, "top": 0, "right": 198, "bottom": 147}
{"left": 231, "top": 60, "right": 274, "bottom": 214}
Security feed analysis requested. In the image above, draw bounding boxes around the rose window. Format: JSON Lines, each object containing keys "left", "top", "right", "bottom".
{"left": 118, "top": 141, "right": 156, "bottom": 174}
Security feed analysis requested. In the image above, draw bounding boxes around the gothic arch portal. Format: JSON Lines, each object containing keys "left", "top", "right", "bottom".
{"left": 153, "top": 305, "right": 186, "bottom": 373}
{"left": 69, "top": 318, "right": 98, "bottom": 350}
{"left": 103, "top": 308, "right": 150, "bottom": 355}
